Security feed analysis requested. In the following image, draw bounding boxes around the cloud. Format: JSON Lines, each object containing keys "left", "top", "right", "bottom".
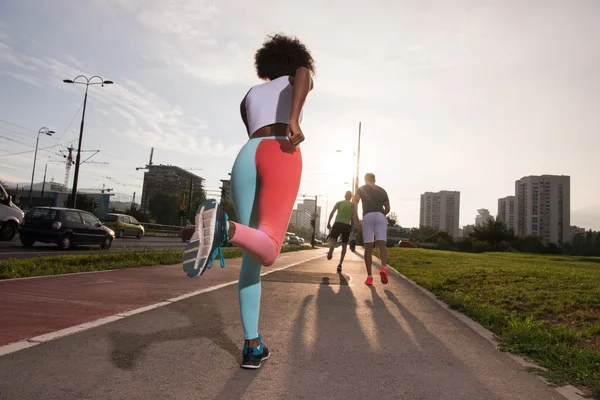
{"left": 0, "top": 36, "right": 243, "bottom": 159}
{"left": 114, "top": 0, "right": 256, "bottom": 86}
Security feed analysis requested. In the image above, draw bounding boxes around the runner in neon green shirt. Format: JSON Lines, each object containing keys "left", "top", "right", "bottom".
{"left": 326, "top": 191, "right": 354, "bottom": 272}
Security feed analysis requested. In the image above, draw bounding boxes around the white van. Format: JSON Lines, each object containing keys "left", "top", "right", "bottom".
{"left": 0, "top": 182, "right": 24, "bottom": 241}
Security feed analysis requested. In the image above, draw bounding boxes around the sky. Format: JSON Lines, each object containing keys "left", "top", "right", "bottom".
{"left": 1, "top": 0, "right": 599, "bottom": 231}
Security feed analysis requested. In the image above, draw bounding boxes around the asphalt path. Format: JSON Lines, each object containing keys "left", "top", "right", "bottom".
{"left": 0, "top": 250, "right": 564, "bottom": 400}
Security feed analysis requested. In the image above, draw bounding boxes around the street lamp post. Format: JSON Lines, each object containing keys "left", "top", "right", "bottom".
{"left": 29, "top": 127, "right": 55, "bottom": 207}
{"left": 63, "top": 75, "right": 113, "bottom": 208}
{"left": 335, "top": 148, "right": 358, "bottom": 193}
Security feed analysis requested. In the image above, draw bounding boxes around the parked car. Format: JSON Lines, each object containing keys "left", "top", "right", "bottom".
{"left": 287, "top": 236, "right": 301, "bottom": 245}
{"left": 100, "top": 213, "right": 144, "bottom": 239}
{"left": 396, "top": 240, "right": 416, "bottom": 248}
{"left": 0, "top": 182, "right": 24, "bottom": 241}
{"left": 19, "top": 207, "right": 115, "bottom": 250}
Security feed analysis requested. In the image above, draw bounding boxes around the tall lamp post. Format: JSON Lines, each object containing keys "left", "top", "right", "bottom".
{"left": 63, "top": 75, "right": 113, "bottom": 208}
{"left": 335, "top": 121, "right": 362, "bottom": 194}
{"left": 29, "top": 127, "right": 55, "bottom": 207}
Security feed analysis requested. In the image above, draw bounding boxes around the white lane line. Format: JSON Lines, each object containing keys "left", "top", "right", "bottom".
{"left": 27, "top": 315, "right": 125, "bottom": 343}
{"left": 0, "top": 252, "right": 326, "bottom": 357}
{"left": 0, "top": 340, "right": 39, "bottom": 357}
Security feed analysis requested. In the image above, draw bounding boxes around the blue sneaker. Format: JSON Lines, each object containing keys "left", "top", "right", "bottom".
{"left": 182, "top": 199, "right": 229, "bottom": 278}
{"left": 241, "top": 334, "right": 270, "bottom": 369}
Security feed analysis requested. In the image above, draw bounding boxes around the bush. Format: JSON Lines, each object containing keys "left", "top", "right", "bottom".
{"left": 455, "top": 238, "right": 473, "bottom": 252}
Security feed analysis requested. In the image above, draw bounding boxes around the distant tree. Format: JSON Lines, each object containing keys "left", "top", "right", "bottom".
{"left": 221, "top": 199, "right": 238, "bottom": 223}
{"left": 126, "top": 203, "right": 148, "bottom": 223}
{"left": 387, "top": 212, "right": 399, "bottom": 227}
{"left": 64, "top": 194, "right": 95, "bottom": 212}
{"left": 408, "top": 226, "right": 437, "bottom": 243}
{"left": 510, "top": 235, "right": 546, "bottom": 253}
{"left": 187, "top": 187, "right": 207, "bottom": 220}
{"left": 148, "top": 192, "right": 179, "bottom": 225}
{"left": 425, "top": 230, "right": 455, "bottom": 245}
{"left": 469, "top": 219, "right": 515, "bottom": 250}
{"left": 286, "top": 224, "right": 313, "bottom": 241}
{"left": 586, "top": 230, "right": 594, "bottom": 246}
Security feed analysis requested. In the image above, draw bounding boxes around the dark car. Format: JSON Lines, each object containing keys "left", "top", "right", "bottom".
{"left": 19, "top": 207, "right": 115, "bottom": 250}
{"left": 181, "top": 224, "right": 195, "bottom": 242}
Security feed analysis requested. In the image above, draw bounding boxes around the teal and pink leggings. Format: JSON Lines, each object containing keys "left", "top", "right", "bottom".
{"left": 229, "top": 136, "right": 302, "bottom": 340}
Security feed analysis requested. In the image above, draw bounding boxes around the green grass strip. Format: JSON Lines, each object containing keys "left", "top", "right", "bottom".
{"left": 0, "top": 245, "right": 314, "bottom": 280}
{"left": 383, "top": 248, "right": 600, "bottom": 399}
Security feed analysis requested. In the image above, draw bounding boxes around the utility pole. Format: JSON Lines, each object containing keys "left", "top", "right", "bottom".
{"left": 311, "top": 195, "right": 318, "bottom": 248}
{"left": 41, "top": 164, "right": 48, "bottom": 199}
{"left": 354, "top": 121, "right": 362, "bottom": 194}
{"left": 187, "top": 174, "right": 193, "bottom": 223}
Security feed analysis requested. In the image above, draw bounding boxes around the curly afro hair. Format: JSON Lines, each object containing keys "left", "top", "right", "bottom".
{"left": 254, "top": 34, "right": 315, "bottom": 81}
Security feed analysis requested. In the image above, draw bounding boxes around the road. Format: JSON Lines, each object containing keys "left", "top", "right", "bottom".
{"left": 0, "top": 235, "right": 185, "bottom": 260}
{"left": 0, "top": 250, "right": 565, "bottom": 400}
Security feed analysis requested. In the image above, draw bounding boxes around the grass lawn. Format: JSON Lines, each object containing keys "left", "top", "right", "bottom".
{"left": 0, "top": 245, "right": 315, "bottom": 280}
{"left": 384, "top": 248, "right": 600, "bottom": 399}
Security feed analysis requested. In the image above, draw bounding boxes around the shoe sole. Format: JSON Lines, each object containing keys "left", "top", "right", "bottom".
{"left": 380, "top": 268, "right": 389, "bottom": 284}
{"left": 182, "top": 200, "right": 217, "bottom": 278}
{"left": 241, "top": 351, "right": 270, "bottom": 370}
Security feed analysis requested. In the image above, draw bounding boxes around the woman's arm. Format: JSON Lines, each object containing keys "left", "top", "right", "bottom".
{"left": 287, "top": 67, "right": 313, "bottom": 147}
{"left": 353, "top": 191, "right": 361, "bottom": 229}
{"left": 240, "top": 91, "right": 250, "bottom": 134}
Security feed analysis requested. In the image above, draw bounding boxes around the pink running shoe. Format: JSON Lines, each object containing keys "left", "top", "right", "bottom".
{"left": 380, "top": 266, "right": 389, "bottom": 284}
{"left": 365, "top": 276, "right": 374, "bottom": 285}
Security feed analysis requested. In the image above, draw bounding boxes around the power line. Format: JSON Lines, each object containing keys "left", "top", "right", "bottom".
{"left": 0, "top": 119, "right": 36, "bottom": 133}
{"left": 39, "top": 100, "right": 84, "bottom": 160}
{"left": 0, "top": 126, "right": 38, "bottom": 140}
{"left": 0, "top": 138, "right": 79, "bottom": 157}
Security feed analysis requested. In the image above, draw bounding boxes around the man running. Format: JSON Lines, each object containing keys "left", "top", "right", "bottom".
{"left": 353, "top": 173, "right": 390, "bottom": 285}
{"left": 326, "top": 191, "right": 353, "bottom": 272}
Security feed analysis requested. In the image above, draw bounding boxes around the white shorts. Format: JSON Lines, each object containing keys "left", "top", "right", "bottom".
{"left": 362, "top": 212, "right": 388, "bottom": 243}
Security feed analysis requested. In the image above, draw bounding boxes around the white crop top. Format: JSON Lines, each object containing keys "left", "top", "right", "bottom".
{"left": 244, "top": 75, "right": 303, "bottom": 137}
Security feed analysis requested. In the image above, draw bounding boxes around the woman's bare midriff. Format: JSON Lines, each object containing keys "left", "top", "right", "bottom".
{"left": 250, "top": 123, "right": 288, "bottom": 139}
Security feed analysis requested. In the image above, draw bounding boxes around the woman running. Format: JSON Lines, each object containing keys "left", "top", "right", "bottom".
{"left": 182, "top": 33, "right": 315, "bottom": 369}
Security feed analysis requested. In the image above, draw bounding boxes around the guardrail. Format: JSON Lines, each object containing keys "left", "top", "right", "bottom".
{"left": 141, "top": 223, "right": 182, "bottom": 237}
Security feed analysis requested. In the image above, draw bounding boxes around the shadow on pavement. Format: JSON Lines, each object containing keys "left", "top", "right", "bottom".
{"left": 108, "top": 293, "right": 239, "bottom": 371}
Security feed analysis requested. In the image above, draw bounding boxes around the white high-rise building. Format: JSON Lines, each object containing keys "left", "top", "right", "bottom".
{"left": 475, "top": 209, "right": 494, "bottom": 227}
{"left": 290, "top": 209, "right": 312, "bottom": 229}
{"left": 419, "top": 191, "right": 460, "bottom": 238}
{"left": 297, "top": 199, "right": 321, "bottom": 234}
{"left": 515, "top": 175, "right": 570, "bottom": 246}
{"left": 497, "top": 196, "right": 516, "bottom": 231}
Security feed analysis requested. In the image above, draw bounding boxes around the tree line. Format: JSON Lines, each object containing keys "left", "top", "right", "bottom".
{"left": 407, "top": 219, "right": 600, "bottom": 256}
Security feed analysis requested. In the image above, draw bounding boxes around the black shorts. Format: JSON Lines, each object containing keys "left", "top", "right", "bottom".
{"left": 329, "top": 222, "right": 351, "bottom": 243}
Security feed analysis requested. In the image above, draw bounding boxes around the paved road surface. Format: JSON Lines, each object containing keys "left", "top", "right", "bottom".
{"left": 0, "top": 250, "right": 564, "bottom": 400}
{"left": 0, "top": 236, "right": 185, "bottom": 259}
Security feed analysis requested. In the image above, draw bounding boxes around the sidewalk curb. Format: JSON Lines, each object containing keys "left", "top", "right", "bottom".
{"left": 376, "top": 257, "right": 587, "bottom": 400}
{"left": 0, "top": 252, "right": 326, "bottom": 358}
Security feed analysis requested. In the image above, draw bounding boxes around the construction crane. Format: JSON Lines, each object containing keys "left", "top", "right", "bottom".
{"left": 59, "top": 146, "right": 75, "bottom": 190}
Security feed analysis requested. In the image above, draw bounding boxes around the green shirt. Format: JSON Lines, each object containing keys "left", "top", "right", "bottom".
{"left": 335, "top": 200, "right": 353, "bottom": 225}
